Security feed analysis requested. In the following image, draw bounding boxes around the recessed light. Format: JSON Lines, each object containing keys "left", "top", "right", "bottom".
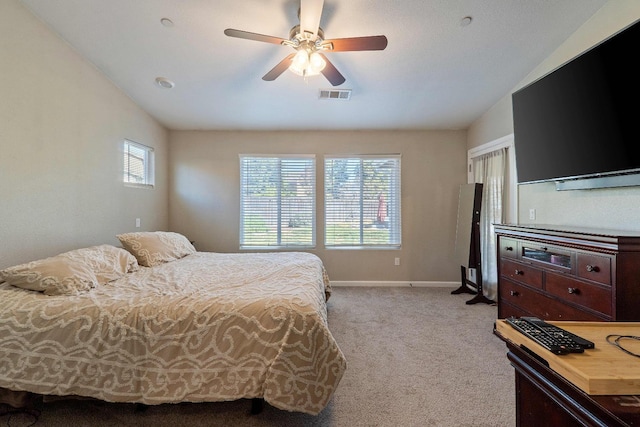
{"left": 160, "top": 18, "right": 174, "bottom": 27}
{"left": 155, "top": 77, "right": 175, "bottom": 89}
{"left": 461, "top": 16, "right": 473, "bottom": 27}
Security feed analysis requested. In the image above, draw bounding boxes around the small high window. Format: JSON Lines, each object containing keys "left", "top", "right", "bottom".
{"left": 123, "top": 139, "right": 154, "bottom": 188}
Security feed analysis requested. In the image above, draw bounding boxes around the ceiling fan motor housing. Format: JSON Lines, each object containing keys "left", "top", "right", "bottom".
{"left": 288, "top": 25, "right": 325, "bottom": 48}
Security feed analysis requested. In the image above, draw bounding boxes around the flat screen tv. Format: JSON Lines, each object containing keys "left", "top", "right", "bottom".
{"left": 512, "top": 19, "right": 640, "bottom": 190}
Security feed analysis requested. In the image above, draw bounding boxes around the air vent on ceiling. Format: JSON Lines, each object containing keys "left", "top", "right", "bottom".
{"left": 319, "top": 89, "right": 352, "bottom": 101}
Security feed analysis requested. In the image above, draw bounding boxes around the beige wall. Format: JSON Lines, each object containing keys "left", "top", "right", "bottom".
{"left": 6, "top": 0, "right": 632, "bottom": 281}
{"left": 0, "top": 0, "right": 169, "bottom": 268}
{"left": 168, "top": 130, "right": 467, "bottom": 282}
{"left": 467, "top": 0, "right": 640, "bottom": 231}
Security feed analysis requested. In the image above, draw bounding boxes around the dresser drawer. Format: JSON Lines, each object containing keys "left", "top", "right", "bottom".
{"left": 577, "top": 253, "right": 612, "bottom": 286}
{"left": 499, "top": 279, "right": 604, "bottom": 321}
{"left": 500, "top": 279, "right": 537, "bottom": 309}
{"left": 501, "top": 259, "right": 543, "bottom": 289}
{"left": 545, "top": 272, "right": 612, "bottom": 316}
{"left": 498, "top": 300, "right": 533, "bottom": 319}
{"left": 499, "top": 237, "right": 518, "bottom": 259}
{"left": 520, "top": 243, "right": 573, "bottom": 273}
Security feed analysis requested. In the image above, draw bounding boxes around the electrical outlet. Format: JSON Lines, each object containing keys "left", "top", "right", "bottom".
{"left": 529, "top": 209, "right": 536, "bottom": 220}
{"left": 135, "top": 218, "right": 141, "bottom": 228}
{"left": 394, "top": 257, "right": 400, "bottom": 266}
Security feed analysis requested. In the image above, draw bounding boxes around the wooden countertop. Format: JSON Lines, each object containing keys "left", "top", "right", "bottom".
{"left": 495, "top": 320, "right": 640, "bottom": 395}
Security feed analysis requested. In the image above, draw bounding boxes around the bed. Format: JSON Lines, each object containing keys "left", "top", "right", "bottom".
{"left": 0, "top": 232, "right": 346, "bottom": 415}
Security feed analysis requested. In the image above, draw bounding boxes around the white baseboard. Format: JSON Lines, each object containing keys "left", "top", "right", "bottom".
{"left": 330, "top": 281, "right": 459, "bottom": 288}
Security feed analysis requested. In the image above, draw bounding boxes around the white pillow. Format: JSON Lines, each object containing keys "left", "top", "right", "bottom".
{"left": 58, "top": 244, "right": 139, "bottom": 285}
{"left": 0, "top": 256, "right": 98, "bottom": 296}
{"left": 117, "top": 231, "right": 196, "bottom": 267}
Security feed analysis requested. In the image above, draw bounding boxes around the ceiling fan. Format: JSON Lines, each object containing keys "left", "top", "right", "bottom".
{"left": 224, "top": 0, "right": 388, "bottom": 86}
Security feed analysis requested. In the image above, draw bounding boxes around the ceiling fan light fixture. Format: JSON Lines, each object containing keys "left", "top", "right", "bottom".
{"left": 309, "top": 51, "right": 326, "bottom": 70}
{"left": 289, "top": 49, "right": 326, "bottom": 77}
{"left": 291, "top": 50, "right": 310, "bottom": 72}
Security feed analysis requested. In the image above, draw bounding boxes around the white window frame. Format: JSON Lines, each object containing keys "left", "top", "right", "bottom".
{"left": 239, "top": 154, "right": 316, "bottom": 250}
{"left": 324, "top": 154, "right": 401, "bottom": 249}
{"left": 123, "top": 139, "right": 154, "bottom": 188}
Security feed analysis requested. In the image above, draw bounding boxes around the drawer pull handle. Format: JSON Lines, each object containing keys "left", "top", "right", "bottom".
{"left": 567, "top": 287, "right": 580, "bottom": 295}
{"left": 585, "top": 264, "right": 600, "bottom": 273}
{"left": 510, "top": 290, "right": 519, "bottom": 296}
{"left": 514, "top": 269, "right": 523, "bottom": 275}
{"left": 505, "top": 246, "right": 514, "bottom": 251}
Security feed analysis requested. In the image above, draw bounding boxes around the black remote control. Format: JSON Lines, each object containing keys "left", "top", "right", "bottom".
{"left": 505, "top": 317, "right": 585, "bottom": 354}
{"left": 520, "top": 317, "right": 595, "bottom": 349}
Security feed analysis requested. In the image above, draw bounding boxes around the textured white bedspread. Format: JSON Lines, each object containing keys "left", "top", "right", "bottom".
{"left": 0, "top": 252, "right": 346, "bottom": 415}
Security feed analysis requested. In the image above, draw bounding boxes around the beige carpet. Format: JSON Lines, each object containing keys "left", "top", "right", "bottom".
{"left": 1, "top": 287, "right": 515, "bottom": 426}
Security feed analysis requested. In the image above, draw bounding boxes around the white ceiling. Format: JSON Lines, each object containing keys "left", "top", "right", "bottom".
{"left": 20, "top": 0, "right": 607, "bottom": 131}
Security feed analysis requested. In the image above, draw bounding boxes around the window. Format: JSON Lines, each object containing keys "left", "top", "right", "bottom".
{"left": 240, "top": 155, "right": 315, "bottom": 249}
{"left": 123, "top": 139, "right": 154, "bottom": 187}
{"left": 325, "top": 155, "right": 401, "bottom": 248}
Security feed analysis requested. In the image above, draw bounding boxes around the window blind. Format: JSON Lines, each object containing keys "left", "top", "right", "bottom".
{"left": 124, "top": 140, "right": 154, "bottom": 187}
{"left": 324, "top": 155, "right": 401, "bottom": 248}
{"left": 240, "top": 155, "right": 315, "bottom": 249}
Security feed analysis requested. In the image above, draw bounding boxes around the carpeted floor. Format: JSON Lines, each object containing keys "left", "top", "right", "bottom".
{"left": 1, "top": 287, "right": 514, "bottom": 426}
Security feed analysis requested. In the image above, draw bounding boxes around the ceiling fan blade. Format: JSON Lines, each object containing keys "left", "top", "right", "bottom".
{"left": 299, "top": 0, "right": 324, "bottom": 37}
{"left": 262, "top": 53, "right": 296, "bottom": 81}
{"left": 224, "top": 28, "right": 287, "bottom": 45}
{"left": 323, "top": 35, "right": 388, "bottom": 51}
{"left": 318, "top": 53, "right": 345, "bottom": 86}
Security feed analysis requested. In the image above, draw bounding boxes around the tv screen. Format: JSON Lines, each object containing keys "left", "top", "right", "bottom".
{"left": 512, "top": 20, "right": 640, "bottom": 186}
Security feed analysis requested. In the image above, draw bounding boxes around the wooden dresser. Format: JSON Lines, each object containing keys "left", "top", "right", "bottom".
{"left": 495, "top": 224, "right": 640, "bottom": 321}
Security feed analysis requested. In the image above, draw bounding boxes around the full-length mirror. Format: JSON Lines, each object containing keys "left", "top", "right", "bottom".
{"left": 454, "top": 184, "right": 477, "bottom": 268}
{"left": 452, "top": 183, "right": 492, "bottom": 304}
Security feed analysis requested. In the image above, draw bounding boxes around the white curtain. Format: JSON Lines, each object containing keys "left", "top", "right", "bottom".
{"left": 473, "top": 148, "right": 507, "bottom": 301}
